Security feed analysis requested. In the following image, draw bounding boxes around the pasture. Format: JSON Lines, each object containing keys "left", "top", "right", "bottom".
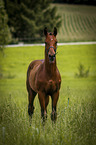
{"left": 52, "top": 4, "right": 96, "bottom": 42}
{"left": 0, "top": 44, "right": 96, "bottom": 145}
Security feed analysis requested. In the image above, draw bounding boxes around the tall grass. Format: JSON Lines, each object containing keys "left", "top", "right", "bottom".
{"left": 0, "top": 90, "right": 95, "bottom": 145}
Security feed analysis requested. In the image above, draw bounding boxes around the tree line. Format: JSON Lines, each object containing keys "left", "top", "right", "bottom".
{"left": 0, "top": 0, "right": 11, "bottom": 51}
{"left": 0, "top": 0, "right": 96, "bottom": 48}
{"left": 53, "top": 0, "right": 96, "bottom": 5}
{"left": 1, "top": 0, "right": 61, "bottom": 45}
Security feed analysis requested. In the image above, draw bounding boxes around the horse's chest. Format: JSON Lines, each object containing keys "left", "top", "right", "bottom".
{"left": 46, "top": 80, "right": 57, "bottom": 94}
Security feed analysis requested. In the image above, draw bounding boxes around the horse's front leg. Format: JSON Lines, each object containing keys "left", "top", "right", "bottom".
{"left": 38, "top": 92, "right": 47, "bottom": 121}
{"left": 45, "top": 95, "right": 49, "bottom": 117}
{"left": 51, "top": 90, "right": 59, "bottom": 121}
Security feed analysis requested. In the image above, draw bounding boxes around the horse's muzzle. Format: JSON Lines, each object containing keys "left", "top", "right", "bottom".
{"left": 49, "top": 54, "right": 55, "bottom": 62}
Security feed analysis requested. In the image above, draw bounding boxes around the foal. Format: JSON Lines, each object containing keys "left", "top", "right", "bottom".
{"left": 26, "top": 27, "right": 61, "bottom": 121}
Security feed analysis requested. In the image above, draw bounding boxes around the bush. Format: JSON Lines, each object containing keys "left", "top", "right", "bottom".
{"left": 75, "top": 63, "right": 90, "bottom": 78}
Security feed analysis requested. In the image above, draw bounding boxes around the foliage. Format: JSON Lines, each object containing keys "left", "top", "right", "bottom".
{"left": 0, "top": 44, "right": 96, "bottom": 145}
{"left": 75, "top": 63, "right": 90, "bottom": 78}
{"left": 4, "top": 0, "right": 61, "bottom": 43}
{"left": 53, "top": 0, "right": 96, "bottom": 5}
{"left": 0, "top": 0, "right": 11, "bottom": 51}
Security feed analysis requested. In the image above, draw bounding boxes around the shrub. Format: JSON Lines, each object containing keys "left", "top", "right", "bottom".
{"left": 75, "top": 63, "right": 90, "bottom": 78}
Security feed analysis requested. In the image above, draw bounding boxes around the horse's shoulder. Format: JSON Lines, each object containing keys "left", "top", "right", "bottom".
{"left": 30, "top": 59, "right": 43, "bottom": 67}
{"left": 56, "top": 68, "right": 61, "bottom": 78}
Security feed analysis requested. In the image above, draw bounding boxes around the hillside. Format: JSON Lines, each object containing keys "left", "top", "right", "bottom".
{"left": 52, "top": 4, "right": 96, "bottom": 42}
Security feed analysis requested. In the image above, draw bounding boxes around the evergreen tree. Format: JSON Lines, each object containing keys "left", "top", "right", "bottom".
{"left": 4, "top": 0, "right": 61, "bottom": 42}
{"left": 53, "top": 0, "right": 96, "bottom": 5}
{"left": 0, "top": 0, "right": 11, "bottom": 51}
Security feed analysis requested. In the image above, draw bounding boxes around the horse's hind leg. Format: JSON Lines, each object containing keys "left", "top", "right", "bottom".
{"left": 28, "top": 89, "right": 37, "bottom": 117}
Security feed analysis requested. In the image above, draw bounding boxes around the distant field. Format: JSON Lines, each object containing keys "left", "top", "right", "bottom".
{"left": 0, "top": 44, "right": 96, "bottom": 145}
{"left": 52, "top": 4, "right": 96, "bottom": 42}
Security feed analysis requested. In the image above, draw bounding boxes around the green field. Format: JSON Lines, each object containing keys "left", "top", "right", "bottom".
{"left": 0, "top": 44, "right": 96, "bottom": 145}
{"left": 52, "top": 4, "right": 96, "bottom": 42}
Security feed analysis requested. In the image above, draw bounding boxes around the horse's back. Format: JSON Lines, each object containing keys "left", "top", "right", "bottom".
{"left": 27, "top": 60, "right": 44, "bottom": 92}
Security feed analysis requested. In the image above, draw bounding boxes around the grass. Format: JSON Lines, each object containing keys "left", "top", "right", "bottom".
{"left": 0, "top": 44, "right": 96, "bottom": 145}
{"left": 52, "top": 4, "right": 96, "bottom": 42}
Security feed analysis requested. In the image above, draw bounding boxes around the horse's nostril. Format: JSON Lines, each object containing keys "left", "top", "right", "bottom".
{"left": 49, "top": 54, "right": 55, "bottom": 62}
{"left": 49, "top": 54, "right": 52, "bottom": 58}
{"left": 49, "top": 55, "right": 54, "bottom": 58}
{"left": 53, "top": 54, "right": 55, "bottom": 57}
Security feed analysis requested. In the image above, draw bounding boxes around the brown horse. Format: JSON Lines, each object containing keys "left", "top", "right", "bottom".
{"left": 26, "top": 27, "right": 61, "bottom": 121}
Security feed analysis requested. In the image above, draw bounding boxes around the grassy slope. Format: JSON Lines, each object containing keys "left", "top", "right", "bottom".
{"left": 0, "top": 45, "right": 96, "bottom": 145}
{"left": 52, "top": 4, "right": 96, "bottom": 42}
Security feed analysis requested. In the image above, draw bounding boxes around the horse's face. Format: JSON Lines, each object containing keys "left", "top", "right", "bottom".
{"left": 44, "top": 27, "right": 57, "bottom": 63}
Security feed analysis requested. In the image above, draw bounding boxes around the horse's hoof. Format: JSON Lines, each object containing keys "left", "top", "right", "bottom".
{"left": 51, "top": 112, "right": 57, "bottom": 121}
{"left": 28, "top": 105, "right": 35, "bottom": 117}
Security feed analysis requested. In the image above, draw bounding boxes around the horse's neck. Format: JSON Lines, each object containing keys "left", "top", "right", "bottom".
{"left": 45, "top": 54, "right": 56, "bottom": 78}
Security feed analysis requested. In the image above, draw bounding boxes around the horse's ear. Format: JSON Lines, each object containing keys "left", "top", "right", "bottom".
{"left": 53, "top": 27, "right": 57, "bottom": 36}
{"left": 44, "top": 27, "right": 47, "bottom": 36}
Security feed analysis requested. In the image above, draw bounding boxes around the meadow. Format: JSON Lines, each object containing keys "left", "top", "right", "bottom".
{"left": 52, "top": 4, "right": 96, "bottom": 42}
{"left": 0, "top": 44, "right": 96, "bottom": 145}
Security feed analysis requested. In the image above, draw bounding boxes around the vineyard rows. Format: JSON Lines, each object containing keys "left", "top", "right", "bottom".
{"left": 55, "top": 4, "right": 96, "bottom": 42}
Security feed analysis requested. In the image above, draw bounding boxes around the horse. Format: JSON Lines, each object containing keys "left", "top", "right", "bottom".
{"left": 26, "top": 27, "right": 61, "bottom": 121}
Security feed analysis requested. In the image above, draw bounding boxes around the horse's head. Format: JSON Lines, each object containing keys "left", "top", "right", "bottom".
{"left": 44, "top": 27, "right": 57, "bottom": 63}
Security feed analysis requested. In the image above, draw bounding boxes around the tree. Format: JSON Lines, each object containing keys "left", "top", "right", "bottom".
{"left": 53, "top": 0, "right": 96, "bottom": 5}
{"left": 4, "top": 0, "right": 61, "bottom": 43}
{"left": 0, "top": 0, "right": 11, "bottom": 51}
